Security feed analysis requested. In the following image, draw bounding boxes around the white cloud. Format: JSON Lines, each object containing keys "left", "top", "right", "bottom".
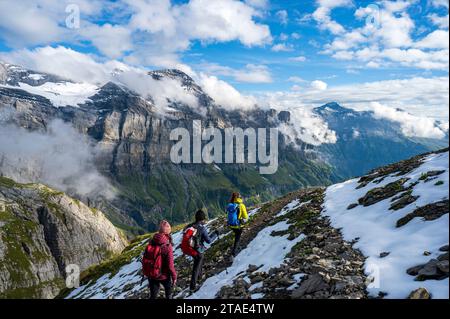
{"left": 198, "top": 74, "right": 257, "bottom": 110}
{"left": 320, "top": 1, "right": 450, "bottom": 71}
{"left": 244, "top": 0, "right": 269, "bottom": 9}
{"left": 311, "top": 80, "right": 328, "bottom": 90}
{"left": 289, "top": 55, "right": 307, "bottom": 62}
{"left": 288, "top": 76, "right": 307, "bottom": 83}
{"left": 0, "top": 0, "right": 272, "bottom": 66}
{"left": 414, "top": 30, "right": 449, "bottom": 49}
{"left": 271, "top": 43, "right": 294, "bottom": 52}
{"left": 0, "top": 116, "right": 115, "bottom": 199}
{"left": 430, "top": 0, "right": 449, "bottom": 8}
{"left": 276, "top": 10, "right": 289, "bottom": 25}
{"left": 257, "top": 76, "right": 449, "bottom": 139}
{"left": 0, "top": 46, "right": 119, "bottom": 84}
{"left": 428, "top": 13, "right": 449, "bottom": 29}
{"left": 369, "top": 102, "right": 446, "bottom": 139}
{"left": 79, "top": 23, "right": 133, "bottom": 59}
{"left": 199, "top": 63, "right": 273, "bottom": 83}
{"left": 312, "top": 0, "right": 353, "bottom": 35}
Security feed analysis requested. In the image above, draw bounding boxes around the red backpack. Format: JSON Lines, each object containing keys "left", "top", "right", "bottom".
{"left": 142, "top": 242, "right": 163, "bottom": 279}
{"left": 181, "top": 226, "right": 199, "bottom": 257}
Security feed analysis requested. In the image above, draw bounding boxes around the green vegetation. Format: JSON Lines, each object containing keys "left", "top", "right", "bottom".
{"left": 434, "top": 180, "right": 444, "bottom": 186}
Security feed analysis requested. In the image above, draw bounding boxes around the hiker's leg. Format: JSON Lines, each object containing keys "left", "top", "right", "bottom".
{"left": 148, "top": 279, "right": 160, "bottom": 299}
{"left": 232, "top": 228, "right": 243, "bottom": 256}
{"left": 190, "top": 253, "right": 203, "bottom": 290}
{"left": 162, "top": 278, "right": 173, "bottom": 299}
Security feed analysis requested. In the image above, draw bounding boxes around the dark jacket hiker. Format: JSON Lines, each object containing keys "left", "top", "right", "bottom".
{"left": 182, "top": 209, "right": 218, "bottom": 291}
{"left": 142, "top": 220, "right": 177, "bottom": 299}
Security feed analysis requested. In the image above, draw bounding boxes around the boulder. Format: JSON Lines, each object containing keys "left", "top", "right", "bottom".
{"left": 408, "top": 288, "right": 431, "bottom": 299}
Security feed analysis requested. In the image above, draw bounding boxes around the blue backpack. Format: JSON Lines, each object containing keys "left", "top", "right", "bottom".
{"left": 227, "top": 203, "right": 240, "bottom": 227}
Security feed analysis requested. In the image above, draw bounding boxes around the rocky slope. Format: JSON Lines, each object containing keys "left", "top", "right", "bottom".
{"left": 0, "top": 61, "right": 447, "bottom": 235}
{"left": 62, "top": 149, "right": 448, "bottom": 299}
{"left": 0, "top": 176, "right": 127, "bottom": 298}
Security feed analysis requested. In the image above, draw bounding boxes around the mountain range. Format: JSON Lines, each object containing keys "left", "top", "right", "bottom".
{"left": 0, "top": 61, "right": 448, "bottom": 235}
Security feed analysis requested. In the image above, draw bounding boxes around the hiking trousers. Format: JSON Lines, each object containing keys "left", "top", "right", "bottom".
{"left": 231, "top": 228, "right": 243, "bottom": 256}
{"left": 190, "top": 253, "right": 204, "bottom": 291}
{"left": 149, "top": 278, "right": 173, "bottom": 299}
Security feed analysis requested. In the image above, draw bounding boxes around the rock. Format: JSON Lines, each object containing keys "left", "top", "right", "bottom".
{"left": 396, "top": 200, "right": 449, "bottom": 227}
{"left": 379, "top": 252, "right": 390, "bottom": 258}
{"left": 347, "top": 203, "right": 358, "bottom": 210}
{"left": 407, "top": 265, "right": 423, "bottom": 276}
{"left": 389, "top": 194, "right": 419, "bottom": 211}
{"left": 250, "top": 276, "right": 264, "bottom": 284}
{"left": 408, "top": 288, "right": 431, "bottom": 299}
{"left": 437, "top": 260, "right": 449, "bottom": 274}
{"left": 247, "top": 264, "right": 260, "bottom": 273}
{"left": 423, "top": 251, "right": 431, "bottom": 256}
{"left": 438, "top": 252, "right": 449, "bottom": 261}
{"left": 416, "top": 259, "right": 446, "bottom": 280}
{"left": 439, "top": 245, "right": 449, "bottom": 252}
{"left": 291, "top": 274, "right": 329, "bottom": 298}
{"left": 0, "top": 178, "right": 127, "bottom": 298}
{"left": 358, "top": 178, "right": 409, "bottom": 207}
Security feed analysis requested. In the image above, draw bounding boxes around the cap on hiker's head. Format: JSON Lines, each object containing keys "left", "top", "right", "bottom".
{"left": 195, "top": 209, "right": 207, "bottom": 222}
{"left": 159, "top": 220, "right": 172, "bottom": 235}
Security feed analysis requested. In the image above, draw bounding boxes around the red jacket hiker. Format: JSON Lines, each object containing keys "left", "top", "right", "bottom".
{"left": 149, "top": 232, "right": 177, "bottom": 283}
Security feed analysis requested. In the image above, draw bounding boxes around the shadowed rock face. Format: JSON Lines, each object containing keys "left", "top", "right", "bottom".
{"left": 0, "top": 176, "right": 127, "bottom": 298}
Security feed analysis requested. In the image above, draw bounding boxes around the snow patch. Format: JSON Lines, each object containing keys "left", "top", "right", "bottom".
{"left": 189, "top": 220, "right": 305, "bottom": 299}
{"left": 323, "top": 151, "right": 449, "bottom": 299}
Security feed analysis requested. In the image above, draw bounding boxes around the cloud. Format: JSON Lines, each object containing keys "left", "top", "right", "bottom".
{"left": 271, "top": 43, "right": 294, "bottom": 52}
{"left": 0, "top": 46, "right": 122, "bottom": 84}
{"left": 0, "top": 0, "right": 272, "bottom": 65}
{"left": 257, "top": 76, "right": 449, "bottom": 139}
{"left": 198, "top": 62, "right": 272, "bottom": 83}
{"left": 79, "top": 23, "right": 134, "bottom": 59}
{"left": 312, "top": 0, "right": 353, "bottom": 35}
{"left": 430, "top": 0, "right": 449, "bottom": 8}
{"left": 288, "top": 76, "right": 307, "bottom": 83}
{"left": 310, "top": 80, "right": 328, "bottom": 90}
{"left": 289, "top": 55, "right": 307, "bottom": 62}
{"left": 261, "top": 95, "right": 337, "bottom": 146}
{"left": 0, "top": 113, "right": 115, "bottom": 199}
{"left": 320, "top": 1, "right": 449, "bottom": 71}
{"left": 198, "top": 74, "right": 257, "bottom": 110}
{"left": 276, "top": 10, "right": 289, "bottom": 25}
{"left": 428, "top": 13, "right": 449, "bottom": 29}
{"left": 369, "top": 102, "right": 447, "bottom": 139}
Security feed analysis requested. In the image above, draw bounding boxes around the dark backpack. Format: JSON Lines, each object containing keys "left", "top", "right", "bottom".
{"left": 142, "top": 241, "right": 164, "bottom": 279}
{"left": 227, "top": 203, "right": 240, "bottom": 227}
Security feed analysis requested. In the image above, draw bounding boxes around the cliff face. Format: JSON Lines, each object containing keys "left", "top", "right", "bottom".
{"left": 0, "top": 176, "right": 127, "bottom": 298}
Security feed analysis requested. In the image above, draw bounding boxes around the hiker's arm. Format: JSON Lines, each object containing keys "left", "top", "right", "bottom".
{"left": 239, "top": 204, "right": 249, "bottom": 223}
{"left": 201, "top": 226, "right": 214, "bottom": 244}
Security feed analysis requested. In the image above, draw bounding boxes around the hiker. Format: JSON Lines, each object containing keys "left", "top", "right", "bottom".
{"left": 181, "top": 209, "right": 219, "bottom": 291}
{"left": 226, "top": 192, "right": 249, "bottom": 258}
{"left": 142, "top": 220, "right": 177, "bottom": 299}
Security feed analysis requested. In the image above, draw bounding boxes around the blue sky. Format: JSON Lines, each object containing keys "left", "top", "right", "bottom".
{"left": 0, "top": 0, "right": 448, "bottom": 125}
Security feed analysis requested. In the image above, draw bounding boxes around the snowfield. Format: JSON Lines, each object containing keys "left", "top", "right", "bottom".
{"left": 1, "top": 81, "right": 98, "bottom": 107}
{"left": 323, "top": 151, "right": 449, "bottom": 299}
{"left": 189, "top": 220, "right": 305, "bottom": 299}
